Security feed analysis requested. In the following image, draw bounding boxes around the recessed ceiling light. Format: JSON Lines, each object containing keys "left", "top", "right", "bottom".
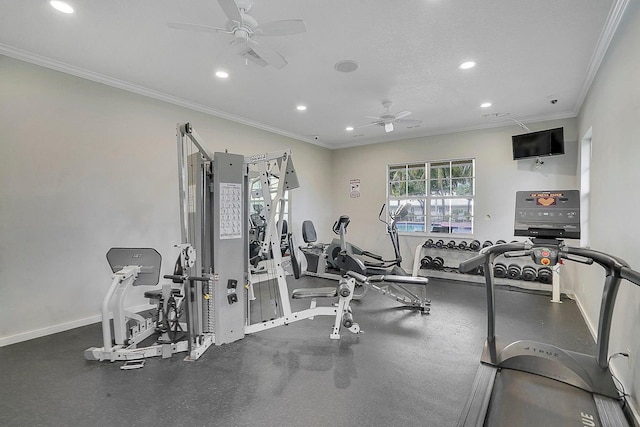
{"left": 296, "top": 105, "right": 307, "bottom": 111}
{"left": 480, "top": 102, "right": 492, "bottom": 108}
{"left": 459, "top": 61, "right": 476, "bottom": 70}
{"left": 345, "top": 126, "right": 354, "bottom": 131}
{"left": 50, "top": 1, "right": 74, "bottom": 14}
{"left": 215, "top": 70, "right": 229, "bottom": 79}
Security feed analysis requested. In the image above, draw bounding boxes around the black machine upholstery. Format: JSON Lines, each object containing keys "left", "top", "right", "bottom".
{"left": 302, "top": 220, "right": 317, "bottom": 244}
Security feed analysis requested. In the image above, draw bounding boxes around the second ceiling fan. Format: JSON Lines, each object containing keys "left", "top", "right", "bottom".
{"left": 362, "top": 100, "right": 422, "bottom": 133}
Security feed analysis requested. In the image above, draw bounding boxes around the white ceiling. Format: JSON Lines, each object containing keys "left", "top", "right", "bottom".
{"left": 0, "top": 0, "right": 627, "bottom": 149}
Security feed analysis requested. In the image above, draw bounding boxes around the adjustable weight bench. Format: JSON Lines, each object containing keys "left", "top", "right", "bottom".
{"left": 290, "top": 274, "right": 363, "bottom": 339}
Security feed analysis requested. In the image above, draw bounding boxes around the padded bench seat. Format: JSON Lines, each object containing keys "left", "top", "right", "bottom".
{"left": 291, "top": 286, "right": 338, "bottom": 299}
{"left": 377, "top": 275, "right": 429, "bottom": 286}
{"left": 144, "top": 288, "right": 182, "bottom": 300}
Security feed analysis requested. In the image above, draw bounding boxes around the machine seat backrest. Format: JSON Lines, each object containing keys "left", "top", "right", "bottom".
{"left": 302, "top": 220, "right": 317, "bottom": 244}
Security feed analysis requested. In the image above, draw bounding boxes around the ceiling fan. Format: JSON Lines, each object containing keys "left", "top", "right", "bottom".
{"left": 362, "top": 101, "right": 422, "bottom": 133}
{"left": 168, "top": 0, "right": 306, "bottom": 69}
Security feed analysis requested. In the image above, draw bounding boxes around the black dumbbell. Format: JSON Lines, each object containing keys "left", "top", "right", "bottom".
{"left": 496, "top": 240, "right": 506, "bottom": 245}
{"left": 431, "top": 257, "right": 444, "bottom": 270}
{"left": 447, "top": 240, "right": 457, "bottom": 249}
{"left": 423, "top": 239, "right": 434, "bottom": 248}
{"left": 494, "top": 263, "right": 507, "bottom": 278}
{"left": 469, "top": 240, "right": 481, "bottom": 251}
{"left": 435, "top": 239, "right": 445, "bottom": 249}
{"left": 522, "top": 266, "right": 538, "bottom": 281}
{"left": 507, "top": 264, "right": 522, "bottom": 280}
{"left": 420, "top": 256, "right": 433, "bottom": 269}
{"left": 458, "top": 241, "right": 468, "bottom": 250}
{"left": 538, "top": 267, "right": 553, "bottom": 284}
{"left": 482, "top": 240, "right": 493, "bottom": 248}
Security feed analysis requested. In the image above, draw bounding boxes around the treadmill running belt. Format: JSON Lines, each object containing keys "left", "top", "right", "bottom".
{"left": 485, "top": 369, "right": 602, "bottom": 427}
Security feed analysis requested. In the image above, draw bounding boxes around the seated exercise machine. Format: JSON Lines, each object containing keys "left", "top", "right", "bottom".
{"left": 292, "top": 214, "right": 430, "bottom": 312}
{"left": 297, "top": 219, "right": 343, "bottom": 282}
{"left": 85, "top": 123, "right": 362, "bottom": 365}
{"left": 325, "top": 203, "right": 411, "bottom": 276}
{"left": 457, "top": 190, "right": 634, "bottom": 426}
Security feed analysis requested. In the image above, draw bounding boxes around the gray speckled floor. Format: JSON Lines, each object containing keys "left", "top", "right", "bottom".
{"left": 0, "top": 277, "right": 594, "bottom": 427}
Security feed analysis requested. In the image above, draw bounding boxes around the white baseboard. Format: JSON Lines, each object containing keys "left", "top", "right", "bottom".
{"left": 0, "top": 303, "right": 155, "bottom": 348}
{"left": 573, "top": 294, "right": 640, "bottom": 425}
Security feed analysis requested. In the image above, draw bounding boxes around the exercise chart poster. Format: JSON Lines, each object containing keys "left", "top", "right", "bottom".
{"left": 350, "top": 179, "right": 360, "bottom": 198}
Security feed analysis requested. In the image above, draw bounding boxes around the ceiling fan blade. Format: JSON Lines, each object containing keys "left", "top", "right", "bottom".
{"left": 248, "top": 39, "right": 288, "bottom": 69}
{"left": 394, "top": 110, "right": 412, "bottom": 120}
{"left": 364, "top": 115, "right": 384, "bottom": 120}
{"left": 167, "top": 22, "right": 227, "bottom": 33}
{"left": 358, "top": 121, "right": 381, "bottom": 128}
{"left": 257, "top": 20, "right": 306, "bottom": 36}
{"left": 385, "top": 122, "right": 394, "bottom": 133}
{"left": 395, "top": 119, "right": 422, "bottom": 125}
{"left": 217, "top": 0, "right": 242, "bottom": 24}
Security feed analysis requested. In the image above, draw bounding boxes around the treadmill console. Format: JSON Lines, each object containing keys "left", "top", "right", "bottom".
{"left": 531, "top": 247, "right": 559, "bottom": 266}
{"left": 514, "top": 190, "right": 580, "bottom": 239}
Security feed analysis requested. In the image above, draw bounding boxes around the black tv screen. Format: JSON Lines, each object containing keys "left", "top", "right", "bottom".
{"left": 512, "top": 127, "right": 564, "bottom": 160}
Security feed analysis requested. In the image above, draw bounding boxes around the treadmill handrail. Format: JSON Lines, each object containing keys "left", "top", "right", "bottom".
{"left": 459, "top": 240, "right": 638, "bottom": 369}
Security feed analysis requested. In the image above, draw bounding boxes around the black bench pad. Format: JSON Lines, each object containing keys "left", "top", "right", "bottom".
{"left": 291, "top": 287, "right": 338, "bottom": 299}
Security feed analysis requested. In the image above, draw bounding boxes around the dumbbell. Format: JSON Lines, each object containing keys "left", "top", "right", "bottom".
{"left": 496, "top": 240, "right": 506, "bottom": 245}
{"left": 482, "top": 240, "right": 493, "bottom": 248}
{"left": 420, "top": 256, "right": 433, "bottom": 269}
{"left": 494, "top": 263, "right": 507, "bottom": 278}
{"left": 435, "top": 239, "right": 445, "bottom": 249}
{"left": 469, "top": 240, "right": 481, "bottom": 251}
{"left": 431, "top": 257, "right": 445, "bottom": 270}
{"left": 423, "top": 239, "right": 434, "bottom": 248}
{"left": 507, "top": 264, "right": 522, "bottom": 280}
{"left": 538, "top": 267, "right": 553, "bottom": 284}
{"left": 447, "top": 240, "right": 457, "bottom": 249}
{"left": 522, "top": 266, "right": 538, "bottom": 281}
{"left": 458, "top": 241, "right": 468, "bottom": 250}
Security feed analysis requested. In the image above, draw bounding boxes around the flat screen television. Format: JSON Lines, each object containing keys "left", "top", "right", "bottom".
{"left": 512, "top": 127, "right": 564, "bottom": 160}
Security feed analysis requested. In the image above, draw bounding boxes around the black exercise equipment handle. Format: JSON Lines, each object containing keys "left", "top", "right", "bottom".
{"left": 503, "top": 250, "right": 531, "bottom": 258}
{"left": 163, "top": 274, "right": 210, "bottom": 282}
{"left": 621, "top": 266, "right": 640, "bottom": 287}
{"left": 378, "top": 203, "right": 386, "bottom": 222}
{"left": 458, "top": 242, "right": 526, "bottom": 273}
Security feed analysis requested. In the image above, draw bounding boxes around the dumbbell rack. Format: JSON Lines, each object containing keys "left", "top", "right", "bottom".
{"left": 412, "top": 240, "right": 561, "bottom": 298}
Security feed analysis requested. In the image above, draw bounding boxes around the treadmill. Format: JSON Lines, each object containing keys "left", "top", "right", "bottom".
{"left": 457, "top": 190, "right": 635, "bottom": 426}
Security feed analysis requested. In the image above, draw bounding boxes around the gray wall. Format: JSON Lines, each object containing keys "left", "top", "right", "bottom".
{"left": 329, "top": 120, "right": 579, "bottom": 270}
{"left": 576, "top": 0, "right": 640, "bottom": 416}
{"left": 0, "top": 55, "right": 333, "bottom": 345}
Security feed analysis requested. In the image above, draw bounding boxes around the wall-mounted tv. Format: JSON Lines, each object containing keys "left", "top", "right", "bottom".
{"left": 512, "top": 127, "right": 564, "bottom": 160}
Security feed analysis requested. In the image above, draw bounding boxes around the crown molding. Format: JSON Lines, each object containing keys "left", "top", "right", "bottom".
{"left": 0, "top": 44, "right": 330, "bottom": 148}
{"left": 572, "top": 0, "right": 630, "bottom": 114}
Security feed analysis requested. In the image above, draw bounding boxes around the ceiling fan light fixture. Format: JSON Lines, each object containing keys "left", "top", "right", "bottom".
{"left": 458, "top": 61, "right": 476, "bottom": 70}
{"left": 384, "top": 122, "right": 394, "bottom": 133}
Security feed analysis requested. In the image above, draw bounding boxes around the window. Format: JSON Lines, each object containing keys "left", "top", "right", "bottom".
{"left": 388, "top": 159, "right": 475, "bottom": 235}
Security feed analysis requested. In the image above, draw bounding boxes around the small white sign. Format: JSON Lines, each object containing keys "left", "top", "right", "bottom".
{"left": 350, "top": 179, "right": 360, "bottom": 198}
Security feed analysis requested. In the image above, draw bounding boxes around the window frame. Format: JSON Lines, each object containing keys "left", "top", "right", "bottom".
{"left": 387, "top": 158, "right": 476, "bottom": 236}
